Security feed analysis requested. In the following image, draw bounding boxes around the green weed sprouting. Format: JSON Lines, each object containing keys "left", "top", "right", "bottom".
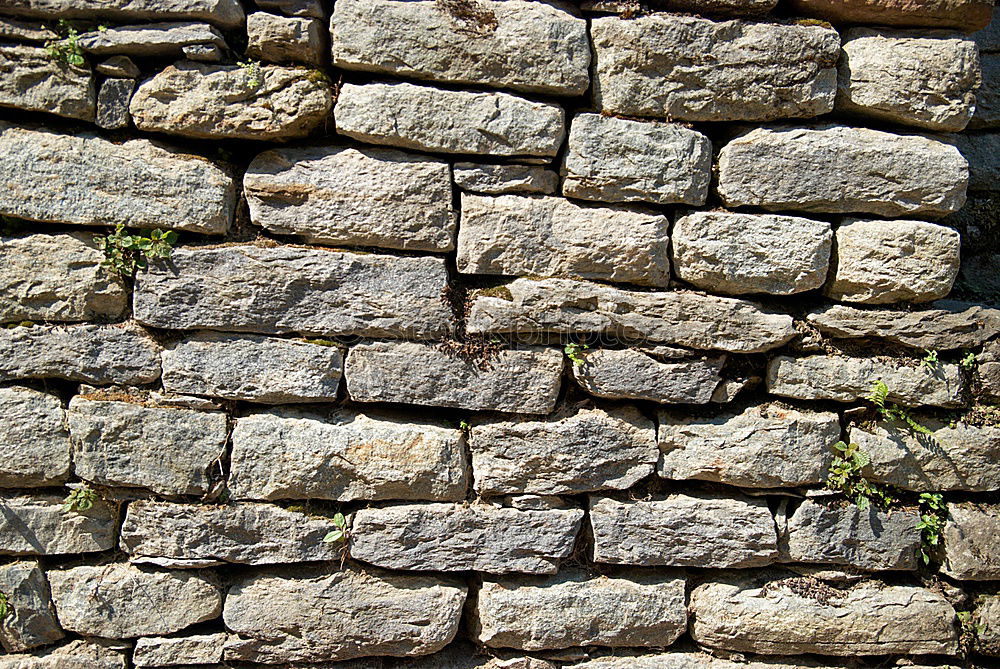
{"left": 45, "top": 20, "right": 86, "bottom": 66}
{"left": 961, "top": 351, "right": 977, "bottom": 370}
{"left": 322, "top": 513, "right": 348, "bottom": 544}
{"left": 238, "top": 60, "right": 263, "bottom": 89}
{"left": 97, "top": 224, "right": 178, "bottom": 278}
{"left": 0, "top": 590, "right": 11, "bottom": 620}
{"left": 921, "top": 349, "right": 939, "bottom": 368}
{"left": 826, "top": 440, "right": 897, "bottom": 511}
{"left": 916, "top": 492, "right": 947, "bottom": 565}
{"left": 867, "top": 379, "right": 933, "bottom": 435}
{"left": 61, "top": 487, "right": 98, "bottom": 513}
{"left": 564, "top": 342, "right": 589, "bottom": 366}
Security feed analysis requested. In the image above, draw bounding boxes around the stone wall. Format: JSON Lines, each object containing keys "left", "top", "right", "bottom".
{"left": 0, "top": 0, "right": 999, "bottom": 667}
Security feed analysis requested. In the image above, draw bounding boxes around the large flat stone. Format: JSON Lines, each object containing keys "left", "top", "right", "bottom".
{"left": 0, "top": 45, "right": 94, "bottom": 121}
{"left": 950, "top": 131, "right": 1000, "bottom": 191}
{"left": 971, "top": 53, "right": 1000, "bottom": 129}
{"left": 717, "top": 125, "right": 969, "bottom": 217}
{"left": 133, "top": 633, "right": 226, "bottom": 667}
{"left": 0, "top": 386, "right": 70, "bottom": 488}
{"left": 77, "top": 21, "right": 226, "bottom": 57}
{"left": 335, "top": 82, "right": 565, "bottom": 157}
{"left": 788, "top": 0, "right": 992, "bottom": 32}
{"left": 0, "top": 494, "right": 117, "bottom": 556}
{"left": 0, "top": 0, "right": 245, "bottom": 29}
{"left": 570, "top": 348, "right": 725, "bottom": 404}
{"left": 134, "top": 246, "right": 452, "bottom": 340}
{"left": 244, "top": 145, "right": 455, "bottom": 252}
{"left": 941, "top": 504, "right": 1000, "bottom": 580}
{"left": 0, "top": 561, "right": 64, "bottom": 652}
{"left": 350, "top": 503, "right": 584, "bottom": 574}
{"left": 330, "top": 0, "right": 589, "bottom": 96}
{"left": 565, "top": 654, "right": 836, "bottom": 669}
{"left": 0, "top": 640, "right": 128, "bottom": 669}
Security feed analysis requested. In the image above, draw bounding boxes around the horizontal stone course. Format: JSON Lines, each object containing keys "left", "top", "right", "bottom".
{"left": 571, "top": 348, "right": 725, "bottom": 404}
{"left": 0, "top": 386, "right": 71, "bottom": 488}
{"left": 77, "top": 21, "right": 226, "bottom": 57}
{"left": 0, "top": 639, "right": 128, "bottom": 669}
{"left": 0, "top": 0, "right": 245, "bottom": 28}
{"left": 789, "top": 0, "right": 993, "bottom": 32}
{"left": 0, "top": 494, "right": 118, "bottom": 556}
{"left": 133, "top": 633, "right": 226, "bottom": 667}
{"left": 453, "top": 163, "right": 558, "bottom": 196}
{"left": 0, "top": 45, "right": 94, "bottom": 121}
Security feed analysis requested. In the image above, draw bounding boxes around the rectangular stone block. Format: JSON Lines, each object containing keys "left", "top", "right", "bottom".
{"left": 0, "top": 386, "right": 70, "bottom": 488}
{"left": 788, "top": 0, "right": 993, "bottom": 32}
{"left": 0, "top": 494, "right": 117, "bottom": 556}
{"left": 454, "top": 163, "right": 557, "bottom": 195}
{"left": 941, "top": 504, "right": 1000, "bottom": 580}
{"left": 133, "top": 633, "right": 226, "bottom": 667}
{"left": 565, "top": 653, "right": 827, "bottom": 669}
{"left": 0, "top": 0, "right": 245, "bottom": 29}
{"left": 0, "top": 639, "right": 128, "bottom": 669}
{"left": 0, "top": 45, "right": 94, "bottom": 121}
{"left": 0, "top": 561, "right": 64, "bottom": 652}
{"left": 77, "top": 21, "right": 226, "bottom": 57}
{"left": 570, "top": 348, "right": 725, "bottom": 404}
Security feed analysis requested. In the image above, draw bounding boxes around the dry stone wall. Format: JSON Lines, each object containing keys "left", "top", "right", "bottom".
{"left": 0, "top": 0, "right": 998, "bottom": 667}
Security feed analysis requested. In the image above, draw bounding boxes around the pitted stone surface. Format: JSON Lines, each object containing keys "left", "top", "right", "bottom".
{"left": 570, "top": 348, "right": 726, "bottom": 404}
{"left": 0, "top": 561, "right": 64, "bottom": 652}
{"left": 247, "top": 12, "right": 324, "bottom": 65}
{"left": 788, "top": 0, "right": 993, "bottom": 32}
{"left": 0, "top": 639, "right": 128, "bottom": 669}
{"left": 0, "top": 386, "right": 71, "bottom": 488}
{"left": 0, "top": 494, "right": 117, "bottom": 556}
{"left": 0, "top": 45, "right": 94, "bottom": 121}
{"left": 941, "top": 504, "right": 1000, "bottom": 580}
{"left": 0, "top": 0, "right": 245, "bottom": 29}
{"left": 978, "top": 595, "right": 1000, "bottom": 657}
{"left": 133, "top": 633, "right": 226, "bottom": 667}
{"left": 454, "top": 163, "right": 558, "bottom": 195}
{"left": 565, "top": 654, "right": 831, "bottom": 669}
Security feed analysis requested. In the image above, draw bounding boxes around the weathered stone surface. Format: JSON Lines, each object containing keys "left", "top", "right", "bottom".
{"left": 48, "top": 564, "right": 221, "bottom": 638}
{"left": 0, "top": 45, "right": 94, "bottom": 121}
{"left": 0, "top": 16, "right": 55, "bottom": 41}
{"left": 96, "top": 54, "right": 139, "bottom": 78}
{"left": 0, "top": 323, "right": 161, "bottom": 385}
{"left": 0, "top": 123, "right": 235, "bottom": 234}
{"left": 394, "top": 647, "right": 558, "bottom": 669}
{"left": 658, "top": 404, "right": 839, "bottom": 488}
{"left": 467, "top": 278, "right": 796, "bottom": 353}
{"left": 971, "top": 53, "right": 1000, "bottom": 129}
{"left": 561, "top": 114, "right": 710, "bottom": 206}
{"left": 718, "top": 125, "right": 969, "bottom": 217}
{"left": 335, "top": 82, "right": 565, "bottom": 157}
{"left": 330, "top": 0, "right": 588, "bottom": 96}
{"left": 258, "top": 0, "right": 322, "bottom": 17}
{"left": 95, "top": 77, "right": 134, "bottom": 130}
{"left": 224, "top": 566, "right": 466, "bottom": 663}
{"left": 346, "top": 343, "right": 563, "bottom": 415}
{"left": 591, "top": 15, "right": 838, "bottom": 121}
{"left": 134, "top": 246, "right": 452, "bottom": 339}
{"left": 0, "top": 0, "right": 245, "bottom": 29}
{"left": 0, "top": 561, "right": 63, "bottom": 652}
{"left": 133, "top": 633, "right": 226, "bottom": 667}
{"left": 977, "top": 595, "right": 1000, "bottom": 657}
{"left": 690, "top": 574, "right": 959, "bottom": 655}
{"left": 244, "top": 145, "right": 455, "bottom": 252}
{"left": 0, "top": 386, "right": 70, "bottom": 488}
{"left": 589, "top": 494, "right": 778, "bottom": 568}
{"left": 0, "top": 640, "right": 127, "bottom": 669}
{"left": 825, "top": 219, "right": 961, "bottom": 304}
{"left": 950, "top": 132, "right": 1000, "bottom": 191}
{"left": 229, "top": 409, "right": 468, "bottom": 501}
{"left": 974, "top": 7, "right": 1000, "bottom": 52}
{"left": 571, "top": 348, "right": 725, "bottom": 404}
{"left": 0, "top": 494, "right": 117, "bottom": 556}
{"left": 472, "top": 570, "right": 686, "bottom": 650}
{"left": 565, "top": 654, "right": 830, "bottom": 669}
{"left": 78, "top": 22, "right": 225, "bottom": 57}
{"left": 67, "top": 398, "right": 227, "bottom": 496}
{"left": 454, "top": 163, "right": 557, "bottom": 195}
{"left": 131, "top": 61, "right": 333, "bottom": 141}
{"left": 470, "top": 405, "right": 656, "bottom": 496}
{"left": 941, "top": 504, "right": 1000, "bottom": 580}
{"left": 161, "top": 333, "right": 343, "bottom": 403}
{"left": 767, "top": 355, "right": 965, "bottom": 407}
{"left": 789, "top": 0, "right": 992, "bottom": 32}
{"left": 351, "top": 503, "right": 584, "bottom": 574}
{"left": 583, "top": 0, "right": 778, "bottom": 15}
{"left": 672, "top": 211, "right": 832, "bottom": 295}
{"left": 457, "top": 194, "right": 670, "bottom": 287}
{"left": 247, "top": 12, "right": 323, "bottom": 64}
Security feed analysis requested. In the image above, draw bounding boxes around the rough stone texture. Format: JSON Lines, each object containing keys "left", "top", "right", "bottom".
{"left": 561, "top": 114, "right": 711, "bottom": 206}
{"left": 0, "top": 640, "right": 128, "bottom": 669}
{"left": 96, "top": 78, "right": 135, "bottom": 130}
{"left": 223, "top": 566, "right": 466, "bottom": 663}
{"left": 67, "top": 398, "right": 227, "bottom": 496}
{"left": 467, "top": 278, "right": 796, "bottom": 353}
{"left": 350, "top": 503, "right": 584, "bottom": 574}
{"left": 672, "top": 211, "right": 832, "bottom": 295}
{"left": 565, "top": 654, "right": 833, "bottom": 669}
{"left": 346, "top": 343, "right": 563, "bottom": 415}
{"left": 130, "top": 61, "right": 333, "bottom": 141}
{"left": 453, "top": 164, "right": 557, "bottom": 195}
{"left": 335, "top": 82, "right": 565, "bottom": 157}
{"left": 589, "top": 494, "right": 778, "bottom": 568}
{"left": 0, "top": 494, "right": 117, "bottom": 556}
{"left": 330, "top": 0, "right": 589, "bottom": 96}
{"left": 658, "top": 404, "right": 839, "bottom": 488}
{"left": 77, "top": 22, "right": 225, "bottom": 57}
{"left": 0, "top": 45, "right": 94, "bottom": 121}
{"left": 229, "top": 409, "right": 468, "bottom": 502}
{"left": 717, "top": 125, "right": 969, "bottom": 217}
{"left": 0, "top": 323, "right": 162, "bottom": 385}
{"left": 0, "top": 16, "right": 55, "bottom": 42}
{"left": 974, "top": 7, "right": 1000, "bottom": 52}
{"left": 977, "top": 595, "right": 1000, "bottom": 657}
{"left": 48, "top": 564, "right": 221, "bottom": 638}
{"left": 247, "top": 12, "right": 323, "bottom": 65}
{"left": 133, "top": 633, "right": 226, "bottom": 667}
{"left": 825, "top": 219, "right": 961, "bottom": 304}
{"left": 472, "top": 571, "right": 686, "bottom": 650}
{"left": 941, "top": 504, "right": 1000, "bottom": 580}
{"left": 0, "top": 122, "right": 235, "bottom": 234}
{"left": 258, "top": 0, "right": 322, "bottom": 17}
{"left": 0, "top": 561, "right": 64, "bottom": 652}
{"left": 591, "top": 15, "right": 838, "bottom": 121}
{"left": 457, "top": 194, "right": 671, "bottom": 287}
{"left": 950, "top": 132, "right": 1000, "bottom": 191}
{"left": 244, "top": 145, "right": 455, "bottom": 252}
{"left": 0, "top": 386, "right": 70, "bottom": 488}
{"left": 690, "top": 574, "right": 959, "bottom": 655}
{"left": 469, "top": 405, "right": 656, "bottom": 496}
{"left": 397, "top": 647, "right": 558, "bottom": 669}
{"left": 788, "top": 0, "right": 993, "bottom": 32}
{"left": 767, "top": 355, "right": 965, "bottom": 408}
{"left": 96, "top": 55, "right": 140, "bottom": 78}
{"left": 134, "top": 246, "right": 452, "bottom": 340}
{"left": 161, "top": 333, "right": 343, "bottom": 403}
{"left": 583, "top": 0, "right": 778, "bottom": 15}
{"left": 0, "top": 0, "right": 245, "bottom": 29}
{"left": 971, "top": 53, "right": 1000, "bottom": 129}
{"left": 570, "top": 348, "right": 725, "bottom": 404}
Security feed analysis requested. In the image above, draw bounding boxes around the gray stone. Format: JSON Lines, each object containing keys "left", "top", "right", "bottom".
{"left": 454, "top": 163, "right": 558, "bottom": 195}
{"left": 330, "top": 0, "right": 588, "bottom": 96}
{"left": 0, "top": 323, "right": 162, "bottom": 385}
{"left": 0, "top": 386, "right": 70, "bottom": 488}
{"left": 467, "top": 278, "right": 796, "bottom": 354}
{"left": 0, "top": 45, "right": 94, "bottom": 121}
{"left": 133, "top": 633, "right": 226, "bottom": 667}
{"left": 971, "top": 53, "right": 1000, "bottom": 129}
{"left": 941, "top": 504, "right": 1000, "bottom": 580}
{"left": 0, "top": 494, "right": 117, "bottom": 556}
{"left": 582, "top": 0, "right": 778, "bottom": 15}
{"left": 134, "top": 246, "right": 452, "bottom": 340}
{"left": 766, "top": 355, "right": 966, "bottom": 407}
{"left": 0, "top": 0, "right": 245, "bottom": 29}
{"left": 973, "top": 7, "right": 1000, "bottom": 51}
{"left": 0, "top": 16, "right": 55, "bottom": 42}
{"left": 470, "top": 404, "right": 656, "bottom": 496}
{"left": 335, "top": 82, "right": 565, "bottom": 158}
{"left": 77, "top": 22, "right": 226, "bottom": 57}
{"left": 565, "top": 654, "right": 831, "bottom": 669}
{"left": 182, "top": 42, "right": 223, "bottom": 61}
{"left": 0, "top": 640, "right": 127, "bottom": 669}
{"left": 457, "top": 194, "right": 671, "bottom": 287}
{"left": 95, "top": 55, "right": 139, "bottom": 78}
{"left": 718, "top": 125, "right": 969, "bottom": 217}
{"left": 825, "top": 219, "right": 961, "bottom": 304}
{"left": 48, "top": 564, "right": 221, "bottom": 638}
{"left": 950, "top": 132, "right": 1000, "bottom": 191}
{"left": 472, "top": 570, "right": 686, "bottom": 650}
{"left": 789, "top": 0, "right": 993, "bottom": 32}
{"left": 658, "top": 404, "right": 840, "bottom": 488}
{"left": 95, "top": 78, "right": 134, "bottom": 130}
{"left": 223, "top": 565, "right": 466, "bottom": 663}
{"left": 977, "top": 594, "right": 1000, "bottom": 656}
{"left": 258, "top": 0, "right": 323, "bottom": 18}
{"left": 67, "top": 398, "right": 227, "bottom": 496}
{"left": 346, "top": 343, "right": 563, "bottom": 415}
{"left": 690, "top": 574, "right": 959, "bottom": 656}
{"left": 131, "top": 61, "right": 333, "bottom": 141}
{"left": 161, "top": 333, "right": 343, "bottom": 403}
{"left": 229, "top": 409, "right": 468, "bottom": 502}
{"left": 247, "top": 12, "right": 323, "bottom": 65}
{"left": 0, "top": 562, "right": 63, "bottom": 652}
{"left": 392, "top": 647, "right": 557, "bottom": 669}
{"left": 350, "top": 503, "right": 584, "bottom": 574}
{"left": 589, "top": 494, "right": 779, "bottom": 568}
{"left": 561, "top": 114, "right": 711, "bottom": 206}
{"left": 591, "top": 14, "right": 838, "bottom": 121}
{"left": 571, "top": 348, "right": 725, "bottom": 404}
{"left": 0, "top": 122, "right": 236, "bottom": 234}
{"left": 244, "top": 145, "right": 455, "bottom": 252}
{"left": 672, "top": 211, "right": 832, "bottom": 295}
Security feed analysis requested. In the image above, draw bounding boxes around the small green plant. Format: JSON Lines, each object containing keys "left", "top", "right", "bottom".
{"left": 0, "top": 590, "right": 11, "bottom": 620}
{"left": 958, "top": 610, "right": 986, "bottom": 636}
{"left": 921, "top": 349, "right": 939, "bottom": 368}
{"left": 45, "top": 20, "right": 86, "bottom": 66}
{"left": 97, "top": 24, "right": 108, "bottom": 32}
{"left": 458, "top": 420, "right": 471, "bottom": 432}
{"left": 916, "top": 492, "right": 947, "bottom": 565}
{"left": 867, "top": 380, "right": 933, "bottom": 435}
{"left": 61, "top": 487, "right": 98, "bottom": 513}
{"left": 238, "top": 60, "right": 262, "bottom": 89}
{"left": 322, "top": 513, "right": 348, "bottom": 543}
{"left": 961, "top": 351, "right": 977, "bottom": 369}
{"left": 826, "top": 441, "right": 897, "bottom": 510}
{"left": 97, "top": 224, "right": 178, "bottom": 277}
{"left": 564, "top": 342, "right": 589, "bottom": 366}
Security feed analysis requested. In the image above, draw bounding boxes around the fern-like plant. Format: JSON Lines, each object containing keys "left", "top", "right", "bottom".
{"left": 867, "top": 380, "right": 933, "bottom": 435}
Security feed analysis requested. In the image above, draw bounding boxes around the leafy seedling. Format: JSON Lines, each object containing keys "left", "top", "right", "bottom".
{"left": 961, "top": 352, "right": 977, "bottom": 370}
{"left": 0, "top": 591, "right": 11, "bottom": 620}
{"left": 916, "top": 492, "right": 947, "bottom": 565}
{"left": 62, "top": 487, "right": 98, "bottom": 513}
{"left": 97, "top": 224, "right": 178, "bottom": 278}
{"left": 45, "top": 20, "right": 85, "bottom": 66}
{"left": 826, "top": 441, "right": 897, "bottom": 510}
{"left": 564, "top": 342, "right": 589, "bottom": 366}
{"left": 322, "top": 513, "right": 348, "bottom": 543}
